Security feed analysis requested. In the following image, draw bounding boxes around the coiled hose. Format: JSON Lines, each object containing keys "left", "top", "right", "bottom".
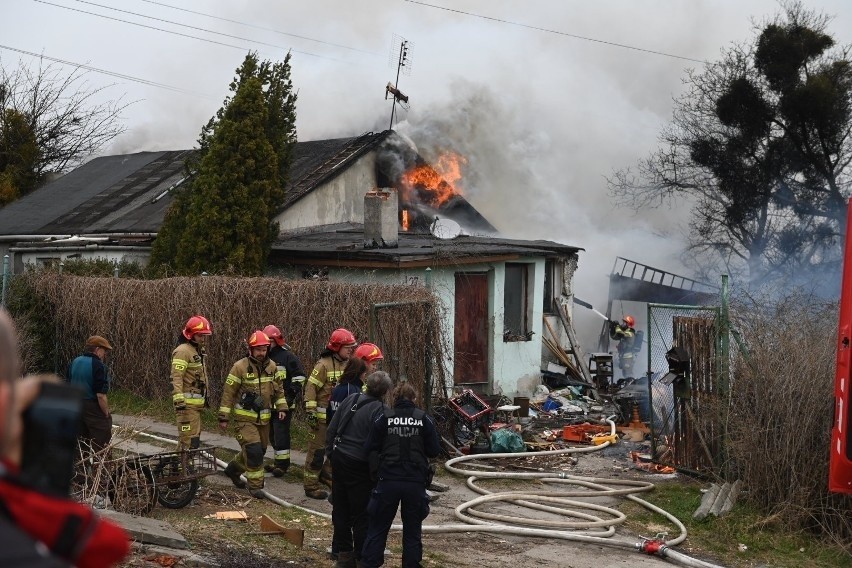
{"left": 127, "top": 420, "right": 724, "bottom": 567}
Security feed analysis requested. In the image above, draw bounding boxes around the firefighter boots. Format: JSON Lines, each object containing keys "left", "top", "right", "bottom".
{"left": 249, "top": 488, "right": 266, "bottom": 499}
{"left": 224, "top": 463, "right": 246, "bottom": 489}
{"left": 305, "top": 488, "right": 328, "bottom": 500}
{"left": 334, "top": 550, "right": 356, "bottom": 568}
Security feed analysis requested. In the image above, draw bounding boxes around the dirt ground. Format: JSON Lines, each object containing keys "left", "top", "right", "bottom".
{"left": 120, "top": 438, "right": 719, "bottom": 568}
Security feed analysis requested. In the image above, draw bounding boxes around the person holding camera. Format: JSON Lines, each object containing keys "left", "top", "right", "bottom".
{"left": 360, "top": 382, "right": 440, "bottom": 568}
{"left": 0, "top": 310, "right": 130, "bottom": 568}
{"left": 171, "top": 315, "right": 212, "bottom": 451}
{"left": 326, "top": 370, "right": 393, "bottom": 568}
{"left": 67, "top": 335, "right": 113, "bottom": 457}
{"left": 218, "top": 330, "right": 287, "bottom": 498}
{"left": 303, "top": 328, "right": 357, "bottom": 500}
{"left": 262, "top": 324, "right": 307, "bottom": 477}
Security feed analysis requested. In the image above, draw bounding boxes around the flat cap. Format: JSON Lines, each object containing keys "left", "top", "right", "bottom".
{"left": 86, "top": 335, "right": 113, "bottom": 350}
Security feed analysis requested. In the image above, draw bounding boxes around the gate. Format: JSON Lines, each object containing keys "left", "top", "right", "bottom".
{"left": 646, "top": 303, "right": 726, "bottom": 476}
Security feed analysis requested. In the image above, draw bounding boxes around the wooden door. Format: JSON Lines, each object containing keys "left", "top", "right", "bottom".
{"left": 454, "top": 272, "right": 488, "bottom": 384}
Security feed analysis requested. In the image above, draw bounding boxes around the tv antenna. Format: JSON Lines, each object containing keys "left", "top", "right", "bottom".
{"left": 387, "top": 34, "right": 413, "bottom": 130}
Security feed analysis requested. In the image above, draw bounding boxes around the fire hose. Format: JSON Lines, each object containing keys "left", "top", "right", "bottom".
{"left": 125, "top": 421, "right": 724, "bottom": 568}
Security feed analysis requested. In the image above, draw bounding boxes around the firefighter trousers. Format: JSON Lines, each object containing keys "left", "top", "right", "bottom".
{"left": 176, "top": 408, "right": 202, "bottom": 450}
{"left": 227, "top": 422, "right": 270, "bottom": 490}
{"left": 303, "top": 421, "right": 332, "bottom": 492}
{"left": 269, "top": 410, "right": 293, "bottom": 470}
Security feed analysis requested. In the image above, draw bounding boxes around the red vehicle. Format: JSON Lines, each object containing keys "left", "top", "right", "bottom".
{"left": 830, "top": 199, "right": 852, "bottom": 494}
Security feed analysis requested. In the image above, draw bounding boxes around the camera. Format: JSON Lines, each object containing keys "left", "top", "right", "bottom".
{"left": 20, "top": 380, "right": 84, "bottom": 496}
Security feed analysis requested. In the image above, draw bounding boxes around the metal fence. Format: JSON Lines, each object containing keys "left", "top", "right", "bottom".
{"left": 646, "top": 303, "right": 726, "bottom": 476}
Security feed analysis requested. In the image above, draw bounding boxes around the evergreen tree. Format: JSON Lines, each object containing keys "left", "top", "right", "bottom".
{"left": 151, "top": 52, "right": 298, "bottom": 275}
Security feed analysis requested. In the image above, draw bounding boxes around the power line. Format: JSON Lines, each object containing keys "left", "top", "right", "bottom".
{"left": 139, "top": 0, "right": 378, "bottom": 56}
{"left": 32, "top": 0, "right": 349, "bottom": 64}
{"left": 403, "top": 0, "right": 705, "bottom": 64}
{"left": 0, "top": 43, "right": 217, "bottom": 99}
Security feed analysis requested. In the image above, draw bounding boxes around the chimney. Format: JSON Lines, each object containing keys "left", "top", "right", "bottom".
{"left": 364, "top": 188, "right": 399, "bottom": 248}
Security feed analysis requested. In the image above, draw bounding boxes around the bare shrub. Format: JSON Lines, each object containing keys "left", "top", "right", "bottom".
{"left": 727, "top": 291, "right": 852, "bottom": 544}
{"left": 12, "top": 271, "right": 447, "bottom": 406}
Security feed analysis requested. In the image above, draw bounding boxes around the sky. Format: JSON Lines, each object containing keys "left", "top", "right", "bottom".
{"left": 2, "top": 0, "right": 851, "bottom": 349}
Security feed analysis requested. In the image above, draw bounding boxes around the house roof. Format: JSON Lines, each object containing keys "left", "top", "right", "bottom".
{"left": 0, "top": 132, "right": 396, "bottom": 238}
{"left": 270, "top": 225, "right": 582, "bottom": 268}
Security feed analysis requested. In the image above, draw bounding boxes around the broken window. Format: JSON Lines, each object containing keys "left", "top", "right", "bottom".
{"left": 504, "top": 263, "right": 533, "bottom": 341}
{"left": 543, "top": 259, "right": 556, "bottom": 314}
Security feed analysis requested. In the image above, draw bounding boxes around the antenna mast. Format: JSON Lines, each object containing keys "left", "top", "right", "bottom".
{"left": 387, "top": 34, "right": 413, "bottom": 130}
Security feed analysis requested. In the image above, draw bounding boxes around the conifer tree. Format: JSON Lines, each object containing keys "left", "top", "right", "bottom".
{"left": 151, "top": 52, "right": 297, "bottom": 275}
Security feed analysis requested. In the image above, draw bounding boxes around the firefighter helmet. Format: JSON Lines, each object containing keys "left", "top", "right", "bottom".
{"left": 262, "top": 324, "right": 285, "bottom": 347}
{"left": 354, "top": 342, "right": 383, "bottom": 363}
{"left": 622, "top": 315, "right": 635, "bottom": 328}
{"left": 326, "top": 328, "right": 357, "bottom": 351}
{"left": 183, "top": 315, "right": 212, "bottom": 340}
{"left": 247, "top": 330, "right": 271, "bottom": 348}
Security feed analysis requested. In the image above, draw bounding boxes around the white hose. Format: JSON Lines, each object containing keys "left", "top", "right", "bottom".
{"left": 123, "top": 420, "right": 724, "bottom": 567}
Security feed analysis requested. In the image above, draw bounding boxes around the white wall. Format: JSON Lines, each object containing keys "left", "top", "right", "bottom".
{"left": 276, "top": 256, "right": 548, "bottom": 397}
{"left": 274, "top": 152, "right": 377, "bottom": 231}
{"left": 17, "top": 249, "right": 150, "bottom": 268}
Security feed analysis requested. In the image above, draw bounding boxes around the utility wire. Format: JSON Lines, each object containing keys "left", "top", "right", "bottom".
{"left": 140, "top": 0, "right": 378, "bottom": 56}
{"left": 403, "top": 0, "right": 705, "bottom": 64}
{"left": 0, "top": 43, "right": 218, "bottom": 100}
{"left": 32, "top": 0, "right": 349, "bottom": 64}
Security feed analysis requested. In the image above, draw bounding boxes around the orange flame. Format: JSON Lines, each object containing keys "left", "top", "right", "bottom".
{"left": 401, "top": 151, "right": 467, "bottom": 208}
{"left": 401, "top": 209, "right": 410, "bottom": 231}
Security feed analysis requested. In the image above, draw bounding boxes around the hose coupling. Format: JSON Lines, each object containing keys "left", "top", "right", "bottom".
{"left": 638, "top": 538, "right": 668, "bottom": 556}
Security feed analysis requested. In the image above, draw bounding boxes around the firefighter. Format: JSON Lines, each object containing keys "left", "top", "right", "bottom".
{"left": 303, "top": 328, "right": 357, "bottom": 500}
{"left": 354, "top": 342, "right": 384, "bottom": 374}
{"left": 609, "top": 314, "right": 636, "bottom": 379}
{"left": 262, "top": 324, "right": 307, "bottom": 477}
{"left": 171, "top": 315, "right": 212, "bottom": 451}
{"left": 218, "top": 330, "right": 288, "bottom": 498}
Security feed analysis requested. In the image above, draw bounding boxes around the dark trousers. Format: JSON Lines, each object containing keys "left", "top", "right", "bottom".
{"left": 269, "top": 410, "right": 293, "bottom": 467}
{"left": 361, "top": 479, "right": 430, "bottom": 568}
{"left": 80, "top": 399, "right": 112, "bottom": 455}
{"left": 331, "top": 453, "right": 374, "bottom": 557}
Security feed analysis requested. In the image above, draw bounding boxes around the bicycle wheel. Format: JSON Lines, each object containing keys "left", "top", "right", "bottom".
{"left": 154, "top": 455, "right": 199, "bottom": 509}
{"left": 109, "top": 461, "right": 157, "bottom": 516}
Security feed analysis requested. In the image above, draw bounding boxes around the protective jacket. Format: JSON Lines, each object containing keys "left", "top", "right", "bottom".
{"left": 218, "top": 357, "right": 287, "bottom": 425}
{"left": 610, "top": 323, "right": 635, "bottom": 358}
{"left": 328, "top": 379, "right": 365, "bottom": 423}
{"left": 268, "top": 345, "right": 307, "bottom": 410}
{"left": 304, "top": 355, "right": 347, "bottom": 423}
{"left": 367, "top": 399, "right": 441, "bottom": 484}
{"left": 170, "top": 341, "right": 208, "bottom": 410}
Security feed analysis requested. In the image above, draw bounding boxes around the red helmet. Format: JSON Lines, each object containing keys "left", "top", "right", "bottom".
{"left": 622, "top": 315, "right": 635, "bottom": 328}
{"left": 354, "top": 342, "right": 384, "bottom": 363}
{"left": 263, "top": 324, "right": 285, "bottom": 347}
{"left": 327, "top": 328, "right": 357, "bottom": 351}
{"left": 182, "top": 315, "right": 212, "bottom": 340}
{"left": 247, "top": 330, "right": 271, "bottom": 348}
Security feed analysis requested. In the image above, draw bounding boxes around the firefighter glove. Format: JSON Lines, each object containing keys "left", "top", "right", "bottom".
{"left": 306, "top": 411, "right": 318, "bottom": 429}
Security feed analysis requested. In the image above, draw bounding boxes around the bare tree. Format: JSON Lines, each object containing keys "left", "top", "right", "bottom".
{"left": 0, "top": 57, "right": 127, "bottom": 198}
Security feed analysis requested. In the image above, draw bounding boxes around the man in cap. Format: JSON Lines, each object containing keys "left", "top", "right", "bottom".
{"left": 67, "top": 335, "right": 114, "bottom": 455}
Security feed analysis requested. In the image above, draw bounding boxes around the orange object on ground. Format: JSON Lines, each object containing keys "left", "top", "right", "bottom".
{"left": 562, "top": 424, "right": 610, "bottom": 443}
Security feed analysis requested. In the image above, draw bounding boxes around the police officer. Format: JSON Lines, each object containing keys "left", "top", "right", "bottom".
{"left": 361, "top": 383, "right": 440, "bottom": 568}
{"left": 303, "top": 328, "right": 357, "bottom": 500}
{"left": 171, "top": 315, "right": 212, "bottom": 451}
{"left": 218, "top": 331, "right": 288, "bottom": 498}
{"left": 262, "top": 324, "right": 307, "bottom": 477}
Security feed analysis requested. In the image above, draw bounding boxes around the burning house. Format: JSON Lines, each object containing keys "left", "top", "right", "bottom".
{"left": 0, "top": 130, "right": 584, "bottom": 397}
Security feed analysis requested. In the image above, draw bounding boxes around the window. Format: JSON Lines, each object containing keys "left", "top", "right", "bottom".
{"left": 504, "top": 263, "right": 533, "bottom": 341}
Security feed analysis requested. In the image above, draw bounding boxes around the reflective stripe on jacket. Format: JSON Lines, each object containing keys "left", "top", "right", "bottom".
{"left": 171, "top": 342, "right": 208, "bottom": 407}
{"left": 218, "top": 357, "right": 287, "bottom": 424}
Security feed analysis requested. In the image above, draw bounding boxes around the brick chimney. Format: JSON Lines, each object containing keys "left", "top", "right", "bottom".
{"left": 364, "top": 188, "right": 399, "bottom": 249}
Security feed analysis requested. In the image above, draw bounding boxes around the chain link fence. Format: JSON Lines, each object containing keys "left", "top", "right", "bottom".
{"left": 646, "top": 303, "right": 726, "bottom": 476}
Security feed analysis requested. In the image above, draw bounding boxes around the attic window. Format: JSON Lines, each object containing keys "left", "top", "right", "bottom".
{"left": 504, "top": 263, "right": 534, "bottom": 341}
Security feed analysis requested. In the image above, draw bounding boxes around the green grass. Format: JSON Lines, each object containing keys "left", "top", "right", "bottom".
{"left": 621, "top": 480, "right": 852, "bottom": 568}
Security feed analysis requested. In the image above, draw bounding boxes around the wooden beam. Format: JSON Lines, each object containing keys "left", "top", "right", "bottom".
{"left": 553, "top": 299, "right": 596, "bottom": 391}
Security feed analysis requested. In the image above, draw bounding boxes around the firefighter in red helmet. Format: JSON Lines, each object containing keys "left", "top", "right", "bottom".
{"left": 218, "top": 331, "right": 288, "bottom": 498}
{"left": 303, "top": 328, "right": 357, "bottom": 499}
{"left": 609, "top": 314, "right": 636, "bottom": 379}
{"left": 171, "top": 315, "right": 212, "bottom": 451}
{"left": 354, "top": 342, "right": 384, "bottom": 374}
{"left": 262, "top": 324, "right": 307, "bottom": 477}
